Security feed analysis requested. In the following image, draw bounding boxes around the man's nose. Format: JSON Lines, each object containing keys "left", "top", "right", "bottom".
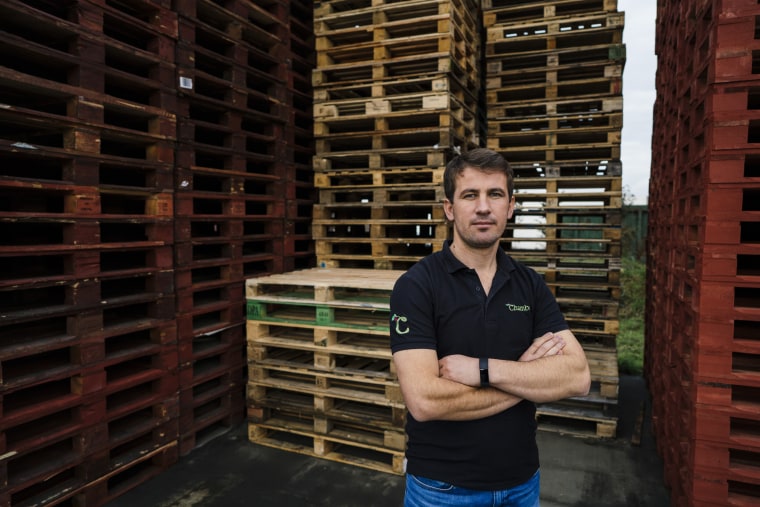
{"left": 475, "top": 195, "right": 490, "bottom": 213}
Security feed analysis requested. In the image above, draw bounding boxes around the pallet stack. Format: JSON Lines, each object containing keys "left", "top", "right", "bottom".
{"left": 245, "top": 0, "right": 485, "bottom": 474}
{"left": 285, "top": 0, "right": 319, "bottom": 271}
{"left": 310, "top": 0, "right": 483, "bottom": 270}
{"left": 647, "top": 1, "right": 760, "bottom": 505}
{"left": 172, "top": 0, "right": 314, "bottom": 454}
{"left": 0, "top": 0, "right": 180, "bottom": 504}
{"left": 1, "top": 0, "right": 315, "bottom": 504}
{"left": 483, "top": 0, "right": 624, "bottom": 438}
{"left": 246, "top": 268, "right": 406, "bottom": 474}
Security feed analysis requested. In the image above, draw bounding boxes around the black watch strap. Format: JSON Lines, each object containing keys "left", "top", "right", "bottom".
{"left": 479, "top": 357, "right": 489, "bottom": 387}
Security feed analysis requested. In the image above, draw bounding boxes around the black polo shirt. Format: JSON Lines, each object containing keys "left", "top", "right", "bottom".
{"left": 389, "top": 240, "right": 568, "bottom": 490}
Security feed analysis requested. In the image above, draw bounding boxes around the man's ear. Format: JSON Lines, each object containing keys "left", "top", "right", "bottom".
{"left": 443, "top": 198, "right": 454, "bottom": 222}
{"left": 507, "top": 195, "right": 516, "bottom": 220}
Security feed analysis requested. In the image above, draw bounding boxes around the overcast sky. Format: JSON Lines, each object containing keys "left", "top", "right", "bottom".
{"left": 619, "top": 0, "right": 657, "bottom": 205}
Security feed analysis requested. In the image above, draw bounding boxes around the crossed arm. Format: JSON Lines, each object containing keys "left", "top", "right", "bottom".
{"left": 393, "top": 331, "right": 591, "bottom": 422}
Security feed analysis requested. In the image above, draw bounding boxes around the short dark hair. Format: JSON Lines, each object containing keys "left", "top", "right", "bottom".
{"left": 443, "top": 148, "right": 514, "bottom": 202}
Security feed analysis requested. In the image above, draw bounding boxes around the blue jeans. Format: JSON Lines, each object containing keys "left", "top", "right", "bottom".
{"left": 404, "top": 470, "right": 540, "bottom": 507}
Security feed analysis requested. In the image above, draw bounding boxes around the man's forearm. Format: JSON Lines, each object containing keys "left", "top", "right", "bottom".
{"left": 411, "top": 378, "right": 522, "bottom": 422}
{"left": 488, "top": 354, "right": 590, "bottom": 403}
{"left": 438, "top": 331, "right": 591, "bottom": 403}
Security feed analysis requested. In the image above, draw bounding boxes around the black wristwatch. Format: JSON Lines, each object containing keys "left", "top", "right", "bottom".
{"left": 479, "top": 357, "right": 490, "bottom": 387}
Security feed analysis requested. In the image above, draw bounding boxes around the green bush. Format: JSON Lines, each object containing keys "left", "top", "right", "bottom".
{"left": 618, "top": 257, "right": 646, "bottom": 375}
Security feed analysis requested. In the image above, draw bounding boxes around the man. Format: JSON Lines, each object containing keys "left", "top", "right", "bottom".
{"left": 389, "top": 148, "right": 591, "bottom": 506}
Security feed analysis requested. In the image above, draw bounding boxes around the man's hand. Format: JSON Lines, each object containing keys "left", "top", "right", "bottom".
{"left": 519, "top": 332, "right": 565, "bottom": 362}
{"left": 438, "top": 332, "right": 566, "bottom": 387}
{"left": 438, "top": 354, "right": 480, "bottom": 387}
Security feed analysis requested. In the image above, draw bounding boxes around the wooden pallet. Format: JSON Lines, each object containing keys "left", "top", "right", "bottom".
{"left": 249, "top": 348, "right": 396, "bottom": 389}
{"left": 248, "top": 320, "right": 392, "bottom": 360}
{"left": 314, "top": 198, "right": 445, "bottom": 218}
{"left": 512, "top": 174, "right": 622, "bottom": 201}
{"left": 511, "top": 161, "right": 622, "bottom": 179}
{"left": 246, "top": 268, "right": 400, "bottom": 325}
{"left": 246, "top": 267, "right": 402, "bottom": 303}
{"left": 316, "top": 11, "right": 478, "bottom": 58}
{"left": 493, "top": 145, "right": 621, "bottom": 167}
{"left": 312, "top": 219, "right": 448, "bottom": 242}
{"left": 560, "top": 295, "right": 619, "bottom": 318}
{"left": 315, "top": 91, "right": 476, "bottom": 125}
{"left": 486, "top": 11, "right": 624, "bottom": 42}
{"left": 315, "top": 120, "right": 476, "bottom": 157}
{"left": 502, "top": 240, "right": 622, "bottom": 260}
{"left": 175, "top": 0, "right": 284, "bottom": 55}
{"left": 248, "top": 417, "right": 406, "bottom": 475}
{"left": 489, "top": 127, "right": 620, "bottom": 151}
{"left": 487, "top": 61, "right": 623, "bottom": 92}
{"left": 247, "top": 365, "right": 403, "bottom": 415}
{"left": 312, "top": 146, "right": 448, "bottom": 173}
{"left": 489, "top": 95, "right": 622, "bottom": 123}
{"left": 318, "top": 184, "right": 444, "bottom": 204}
{"left": 249, "top": 385, "right": 405, "bottom": 433}
{"left": 537, "top": 403, "right": 617, "bottom": 438}
{"left": 482, "top": 0, "right": 619, "bottom": 21}
{"left": 315, "top": 0, "right": 479, "bottom": 22}
{"left": 314, "top": 74, "right": 476, "bottom": 110}
{"left": 537, "top": 382, "right": 619, "bottom": 439}
{"left": 314, "top": 166, "right": 445, "bottom": 188}
{"left": 314, "top": 237, "right": 445, "bottom": 267}
{"left": 178, "top": 377, "right": 245, "bottom": 455}
{"left": 312, "top": 52, "right": 476, "bottom": 90}
{"left": 584, "top": 348, "right": 620, "bottom": 398}
{"left": 488, "top": 112, "right": 622, "bottom": 139}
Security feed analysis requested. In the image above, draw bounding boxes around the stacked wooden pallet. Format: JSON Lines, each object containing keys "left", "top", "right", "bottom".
{"left": 311, "top": 0, "right": 483, "bottom": 270}
{"left": 172, "top": 0, "right": 315, "bottom": 454}
{"left": 0, "top": 0, "right": 180, "bottom": 504}
{"left": 0, "top": 0, "right": 316, "bottom": 504}
{"left": 483, "top": 0, "right": 625, "bottom": 438}
{"left": 246, "top": 268, "right": 406, "bottom": 474}
{"left": 647, "top": 1, "right": 760, "bottom": 504}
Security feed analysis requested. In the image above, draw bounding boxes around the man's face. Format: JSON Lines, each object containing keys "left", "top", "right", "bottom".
{"left": 443, "top": 166, "right": 515, "bottom": 249}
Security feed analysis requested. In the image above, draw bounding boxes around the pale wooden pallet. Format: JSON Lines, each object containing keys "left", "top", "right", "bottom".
{"left": 248, "top": 420, "right": 406, "bottom": 475}
{"left": 537, "top": 404, "right": 618, "bottom": 439}
{"left": 246, "top": 267, "right": 403, "bottom": 299}
{"left": 248, "top": 382, "right": 406, "bottom": 430}
{"left": 482, "top": 0, "right": 619, "bottom": 21}
{"left": 312, "top": 146, "right": 449, "bottom": 172}
{"left": 485, "top": 11, "right": 624, "bottom": 38}
{"left": 312, "top": 52, "right": 478, "bottom": 92}
{"left": 315, "top": 91, "right": 476, "bottom": 124}
{"left": 314, "top": 166, "right": 445, "bottom": 189}
{"left": 315, "top": 0, "right": 480, "bottom": 30}
{"left": 247, "top": 320, "right": 392, "bottom": 359}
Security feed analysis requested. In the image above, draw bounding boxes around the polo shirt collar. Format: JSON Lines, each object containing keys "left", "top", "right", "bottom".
{"left": 441, "top": 239, "right": 516, "bottom": 276}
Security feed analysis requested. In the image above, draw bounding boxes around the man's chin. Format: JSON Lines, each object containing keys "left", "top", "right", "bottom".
{"left": 463, "top": 237, "right": 500, "bottom": 249}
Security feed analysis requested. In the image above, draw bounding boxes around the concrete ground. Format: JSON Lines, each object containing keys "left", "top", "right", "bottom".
{"left": 108, "top": 375, "right": 670, "bottom": 506}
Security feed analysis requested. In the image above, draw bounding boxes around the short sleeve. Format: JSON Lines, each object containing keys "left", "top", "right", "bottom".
{"left": 530, "top": 271, "right": 569, "bottom": 337}
{"left": 389, "top": 270, "right": 438, "bottom": 353}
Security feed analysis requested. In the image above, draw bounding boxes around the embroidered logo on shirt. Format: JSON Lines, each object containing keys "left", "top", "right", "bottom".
{"left": 506, "top": 304, "right": 531, "bottom": 312}
{"left": 391, "top": 313, "right": 409, "bottom": 334}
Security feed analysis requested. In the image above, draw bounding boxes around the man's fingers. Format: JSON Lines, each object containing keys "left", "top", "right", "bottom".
{"left": 522, "top": 333, "right": 566, "bottom": 360}
{"left": 544, "top": 338, "right": 566, "bottom": 356}
{"left": 536, "top": 334, "right": 565, "bottom": 354}
{"left": 528, "top": 332, "right": 555, "bottom": 353}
